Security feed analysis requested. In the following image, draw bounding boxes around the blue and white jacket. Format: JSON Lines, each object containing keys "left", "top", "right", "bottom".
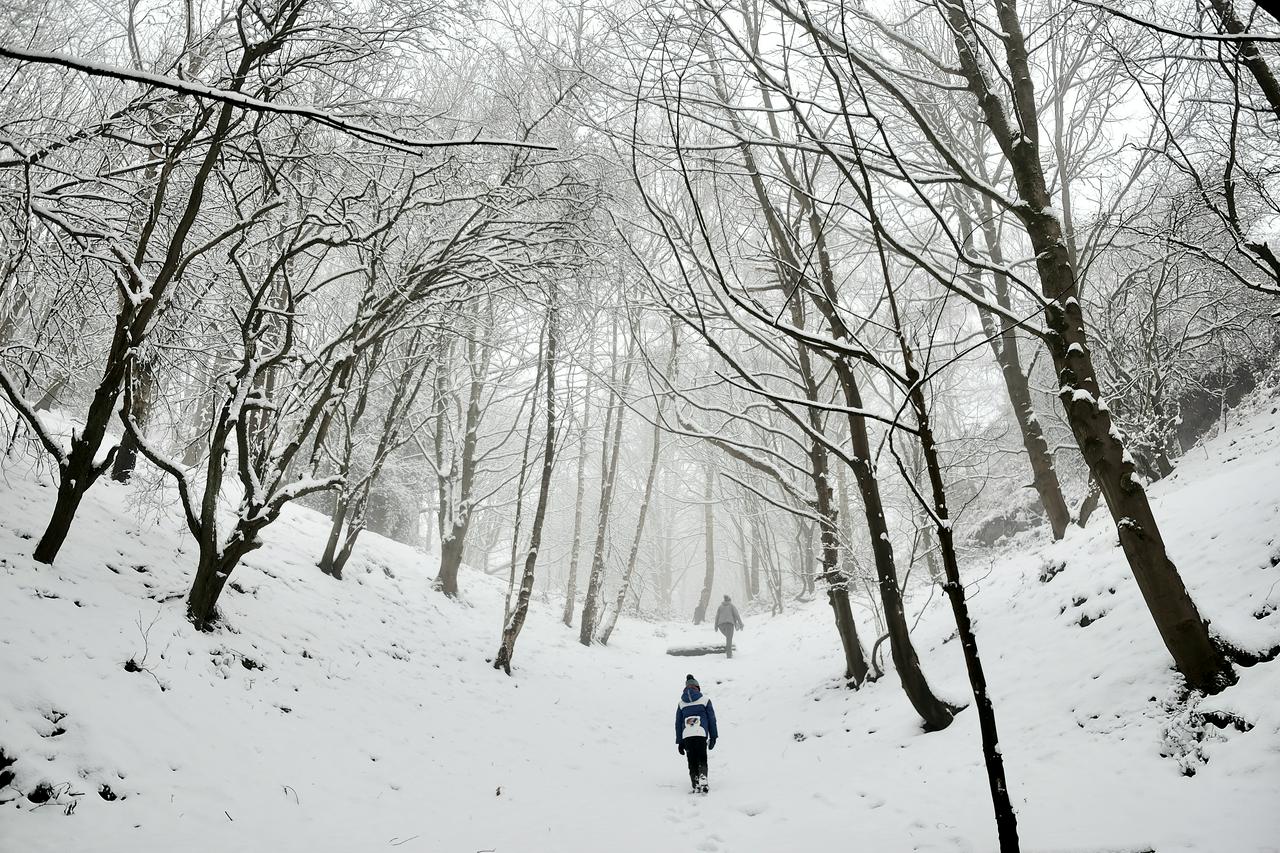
{"left": 676, "top": 688, "right": 718, "bottom": 743}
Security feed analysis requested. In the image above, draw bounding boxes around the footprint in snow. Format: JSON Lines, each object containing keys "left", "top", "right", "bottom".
{"left": 856, "top": 791, "right": 886, "bottom": 809}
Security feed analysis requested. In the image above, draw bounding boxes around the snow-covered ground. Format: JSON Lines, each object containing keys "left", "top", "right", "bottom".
{"left": 3, "top": 392, "right": 1280, "bottom": 852}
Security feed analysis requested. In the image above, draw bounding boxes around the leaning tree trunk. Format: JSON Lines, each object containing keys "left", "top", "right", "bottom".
{"left": 692, "top": 461, "right": 716, "bottom": 624}
{"left": 597, "top": 425, "right": 659, "bottom": 645}
{"left": 796, "top": 212, "right": 958, "bottom": 726}
{"left": 813, "top": 448, "right": 870, "bottom": 686}
{"left": 1076, "top": 477, "right": 1102, "bottom": 528}
{"left": 34, "top": 84, "right": 241, "bottom": 564}
{"left": 725, "top": 102, "right": 955, "bottom": 727}
{"left": 805, "top": 393, "right": 869, "bottom": 681}
{"left": 33, "top": 363, "right": 123, "bottom": 562}
{"left": 833, "top": 357, "right": 958, "bottom": 729}
{"left": 496, "top": 295, "right": 559, "bottom": 673}
{"left": 33, "top": 373, "right": 68, "bottom": 412}
{"left": 836, "top": 465, "right": 886, "bottom": 637}
{"left": 323, "top": 493, "right": 371, "bottom": 582}
{"left": 601, "top": 322, "right": 677, "bottom": 644}
{"left": 1207, "top": 0, "right": 1280, "bottom": 117}
{"left": 945, "top": 0, "right": 1236, "bottom": 693}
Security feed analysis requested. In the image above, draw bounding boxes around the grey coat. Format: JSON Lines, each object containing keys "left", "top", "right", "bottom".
{"left": 714, "top": 601, "right": 743, "bottom": 630}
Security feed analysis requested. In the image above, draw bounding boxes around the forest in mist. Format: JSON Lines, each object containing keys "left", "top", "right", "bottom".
{"left": 1, "top": 0, "right": 1278, "bottom": 849}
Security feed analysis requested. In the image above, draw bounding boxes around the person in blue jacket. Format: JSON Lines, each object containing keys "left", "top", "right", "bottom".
{"left": 675, "top": 674, "right": 718, "bottom": 793}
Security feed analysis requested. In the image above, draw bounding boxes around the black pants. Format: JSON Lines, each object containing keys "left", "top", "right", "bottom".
{"left": 719, "top": 624, "right": 735, "bottom": 658}
{"left": 681, "top": 736, "right": 709, "bottom": 790}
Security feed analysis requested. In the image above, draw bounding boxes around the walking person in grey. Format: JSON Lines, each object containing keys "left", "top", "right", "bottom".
{"left": 714, "top": 595, "right": 744, "bottom": 658}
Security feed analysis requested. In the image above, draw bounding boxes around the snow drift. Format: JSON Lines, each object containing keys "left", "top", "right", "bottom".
{"left": 2, "top": 390, "right": 1279, "bottom": 852}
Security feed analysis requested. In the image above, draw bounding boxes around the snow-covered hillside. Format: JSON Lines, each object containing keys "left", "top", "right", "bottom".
{"left": 2, "top": 391, "right": 1279, "bottom": 853}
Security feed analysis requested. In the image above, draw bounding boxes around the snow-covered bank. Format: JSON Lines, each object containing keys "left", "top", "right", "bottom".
{"left": 3, "top": 393, "right": 1280, "bottom": 852}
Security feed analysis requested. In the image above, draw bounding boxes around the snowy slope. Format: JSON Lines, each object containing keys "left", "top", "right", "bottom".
{"left": 2, "top": 390, "right": 1280, "bottom": 853}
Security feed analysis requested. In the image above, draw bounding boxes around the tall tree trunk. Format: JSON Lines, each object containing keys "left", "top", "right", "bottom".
{"left": 33, "top": 374, "right": 68, "bottom": 412}
{"left": 656, "top": 463, "right": 675, "bottom": 617}
{"left": 799, "top": 517, "right": 816, "bottom": 595}
{"left": 748, "top": 523, "right": 761, "bottom": 600}
{"left": 495, "top": 292, "right": 559, "bottom": 673}
{"left": 436, "top": 524, "right": 468, "bottom": 597}
{"left": 956, "top": 197, "right": 1071, "bottom": 539}
{"left": 946, "top": 0, "right": 1236, "bottom": 693}
{"left": 883, "top": 242, "right": 1021, "bottom": 849}
{"left": 791, "top": 295, "right": 870, "bottom": 685}
{"left": 188, "top": 549, "right": 235, "bottom": 632}
{"left": 902, "top": 352, "right": 1021, "bottom": 850}
{"left": 182, "top": 385, "right": 216, "bottom": 468}
{"left": 600, "top": 322, "right": 677, "bottom": 644}
{"left": 561, "top": 382, "right": 593, "bottom": 627}
{"left": 319, "top": 496, "right": 351, "bottom": 578}
{"left": 578, "top": 331, "right": 633, "bottom": 645}
{"left": 435, "top": 329, "right": 487, "bottom": 598}
{"left": 692, "top": 461, "right": 716, "bottom": 624}
{"left": 837, "top": 465, "right": 886, "bottom": 638}
{"left": 432, "top": 337, "right": 452, "bottom": 548}
{"left": 112, "top": 354, "right": 157, "bottom": 483}
{"left": 832, "top": 359, "right": 957, "bottom": 729}
{"left": 599, "top": 413, "right": 662, "bottom": 645}
{"left": 504, "top": 348, "right": 544, "bottom": 625}
{"left": 32, "top": 362, "right": 123, "bottom": 562}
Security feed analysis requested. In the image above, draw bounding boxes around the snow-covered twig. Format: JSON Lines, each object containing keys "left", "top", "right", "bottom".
{"left": 0, "top": 46, "right": 559, "bottom": 154}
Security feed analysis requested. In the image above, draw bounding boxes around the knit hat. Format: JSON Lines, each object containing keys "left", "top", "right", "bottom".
{"left": 685, "top": 674, "right": 699, "bottom": 689}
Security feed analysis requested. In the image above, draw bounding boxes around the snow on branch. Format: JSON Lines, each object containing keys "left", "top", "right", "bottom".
{"left": 721, "top": 471, "right": 823, "bottom": 525}
{"left": 1072, "top": 0, "right": 1280, "bottom": 42}
{"left": 261, "top": 475, "right": 345, "bottom": 520}
{"left": 674, "top": 410, "right": 809, "bottom": 503}
{"left": 0, "top": 46, "right": 558, "bottom": 155}
{"left": 0, "top": 365, "right": 68, "bottom": 463}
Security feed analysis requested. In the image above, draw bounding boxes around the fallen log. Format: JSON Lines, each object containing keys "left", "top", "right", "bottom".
{"left": 665, "top": 643, "right": 727, "bottom": 657}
